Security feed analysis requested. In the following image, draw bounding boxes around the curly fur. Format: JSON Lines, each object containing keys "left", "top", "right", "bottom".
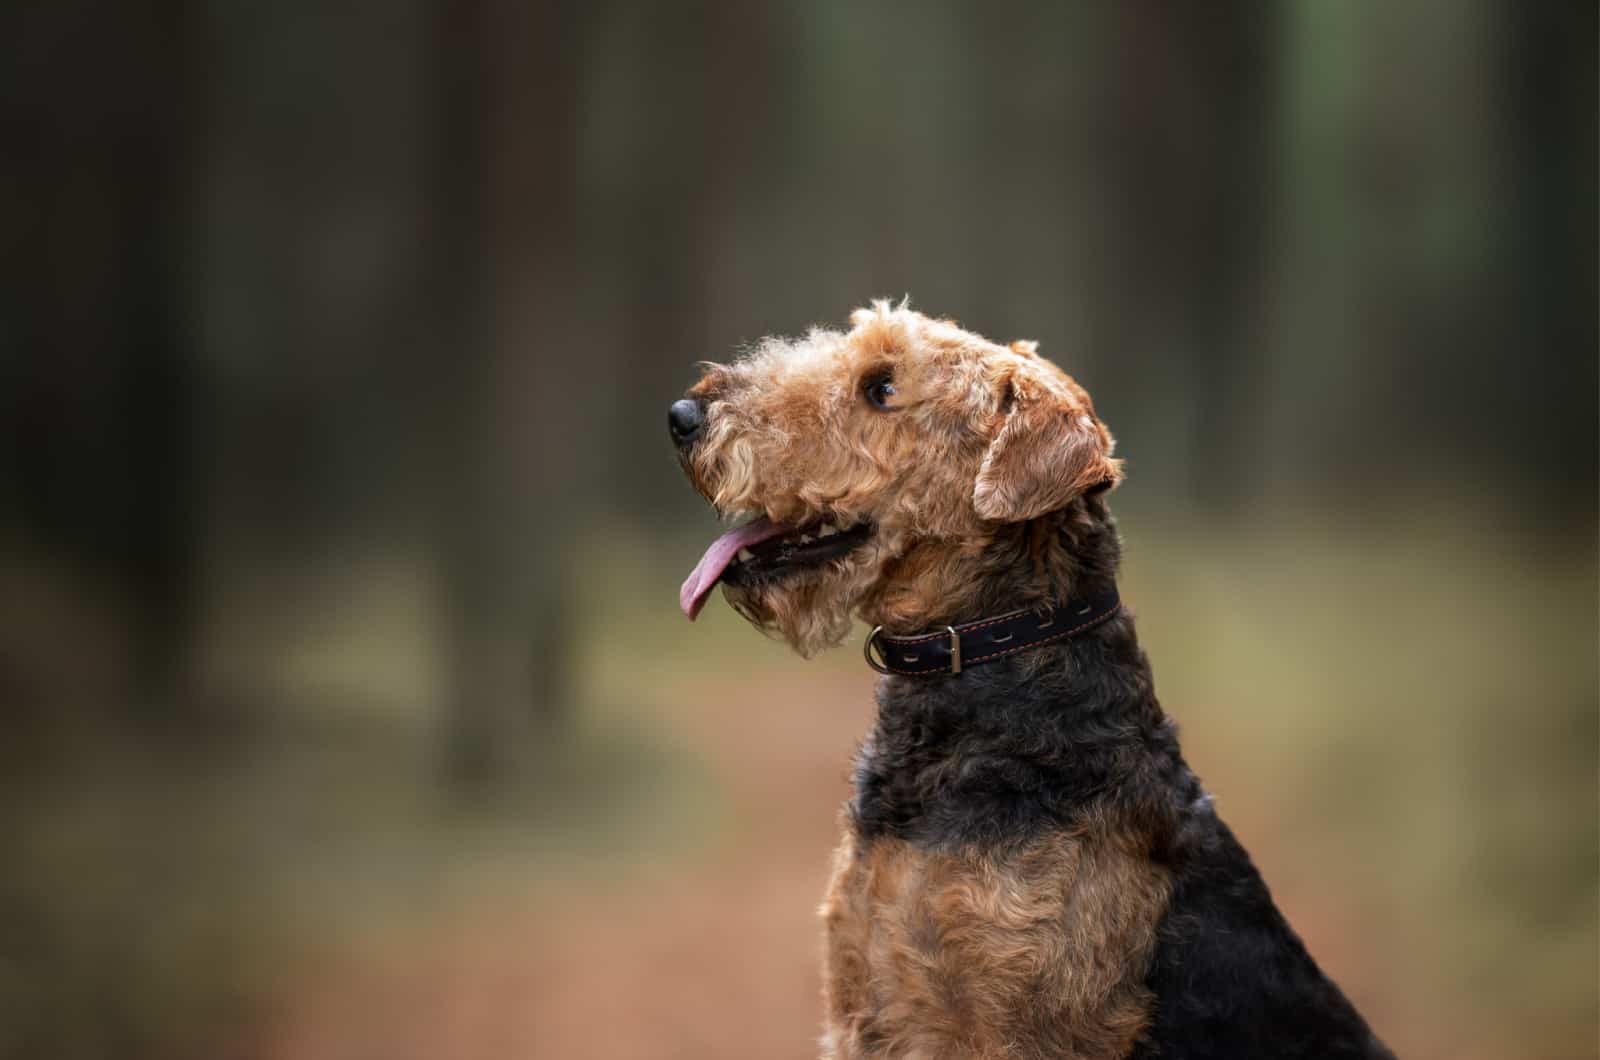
{"left": 673, "top": 303, "right": 1395, "bottom": 1059}
{"left": 680, "top": 300, "right": 1120, "bottom": 655}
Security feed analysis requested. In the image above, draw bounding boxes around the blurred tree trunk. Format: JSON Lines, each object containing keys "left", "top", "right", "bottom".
{"left": 432, "top": 0, "right": 587, "bottom": 788}
{"left": 192, "top": 0, "right": 440, "bottom": 738}
{"left": 1499, "top": 0, "right": 1597, "bottom": 517}
{"left": 0, "top": 1, "right": 195, "bottom": 741}
{"left": 1088, "top": 1, "right": 1279, "bottom": 509}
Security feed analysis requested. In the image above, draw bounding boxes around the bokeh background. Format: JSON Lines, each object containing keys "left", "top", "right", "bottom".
{"left": 2, "top": 2, "right": 1596, "bottom": 1058}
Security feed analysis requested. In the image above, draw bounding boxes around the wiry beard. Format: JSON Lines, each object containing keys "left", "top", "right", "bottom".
{"left": 723, "top": 581, "right": 850, "bottom": 657}
{"left": 722, "top": 544, "right": 888, "bottom": 657}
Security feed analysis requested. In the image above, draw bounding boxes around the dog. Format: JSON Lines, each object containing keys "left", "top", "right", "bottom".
{"left": 670, "top": 302, "right": 1395, "bottom": 1059}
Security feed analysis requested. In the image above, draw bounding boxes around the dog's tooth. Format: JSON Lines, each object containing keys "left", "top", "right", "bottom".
{"left": 797, "top": 533, "right": 814, "bottom": 544}
{"left": 737, "top": 548, "right": 754, "bottom": 562}
{"left": 818, "top": 524, "right": 838, "bottom": 537}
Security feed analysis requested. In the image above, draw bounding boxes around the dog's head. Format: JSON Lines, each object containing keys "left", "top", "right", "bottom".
{"left": 671, "top": 301, "right": 1120, "bottom": 655}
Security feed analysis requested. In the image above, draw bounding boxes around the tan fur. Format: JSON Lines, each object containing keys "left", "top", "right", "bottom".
{"left": 819, "top": 810, "right": 1171, "bottom": 1060}
{"left": 684, "top": 302, "right": 1152, "bottom": 1057}
{"left": 684, "top": 301, "right": 1121, "bottom": 655}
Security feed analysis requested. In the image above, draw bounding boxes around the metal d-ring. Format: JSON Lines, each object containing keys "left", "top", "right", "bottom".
{"left": 863, "top": 625, "right": 892, "bottom": 674}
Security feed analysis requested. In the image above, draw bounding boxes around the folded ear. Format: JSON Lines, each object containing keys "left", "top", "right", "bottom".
{"left": 972, "top": 359, "right": 1123, "bottom": 522}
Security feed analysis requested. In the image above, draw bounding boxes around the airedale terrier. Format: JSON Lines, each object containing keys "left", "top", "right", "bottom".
{"left": 670, "top": 302, "right": 1395, "bottom": 1060}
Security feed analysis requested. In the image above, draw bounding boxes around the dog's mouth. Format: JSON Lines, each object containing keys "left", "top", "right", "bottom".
{"left": 679, "top": 515, "right": 873, "bottom": 619}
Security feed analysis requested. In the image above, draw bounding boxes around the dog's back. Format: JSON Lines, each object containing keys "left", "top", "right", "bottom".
{"left": 1134, "top": 814, "right": 1394, "bottom": 1059}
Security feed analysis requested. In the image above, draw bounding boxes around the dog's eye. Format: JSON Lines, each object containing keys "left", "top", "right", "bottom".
{"left": 864, "top": 376, "right": 896, "bottom": 410}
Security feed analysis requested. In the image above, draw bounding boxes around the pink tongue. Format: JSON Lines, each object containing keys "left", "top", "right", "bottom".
{"left": 679, "top": 516, "right": 795, "bottom": 619}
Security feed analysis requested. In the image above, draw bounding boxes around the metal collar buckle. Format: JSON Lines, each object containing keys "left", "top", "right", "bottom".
{"left": 863, "top": 624, "right": 961, "bottom": 675}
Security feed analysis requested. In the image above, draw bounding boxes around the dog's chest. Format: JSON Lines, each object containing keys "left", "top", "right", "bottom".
{"left": 818, "top": 822, "right": 1170, "bottom": 1060}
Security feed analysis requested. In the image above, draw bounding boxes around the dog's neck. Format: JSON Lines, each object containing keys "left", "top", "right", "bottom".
{"left": 851, "top": 495, "right": 1183, "bottom": 848}
{"left": 853, "top": 612, "right": 1176, "bottom": 847}
{"left": 862, "top": 494, "right": 1123, "bottom": 634}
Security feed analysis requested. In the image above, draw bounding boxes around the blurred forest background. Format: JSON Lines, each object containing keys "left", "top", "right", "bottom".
{"left": 1, "top": 2, "right": 1595, "bottom": 1058}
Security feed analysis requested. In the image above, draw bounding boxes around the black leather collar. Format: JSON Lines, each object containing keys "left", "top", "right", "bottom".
{"left": 863, "top": 586, "right": 1122, "bottom": 676}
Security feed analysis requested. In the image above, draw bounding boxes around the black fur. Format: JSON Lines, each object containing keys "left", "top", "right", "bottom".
{"left": 848, "top": 498, "right": 1395, "bottom": 1059}
{"left": 1129, "top": 817, "right": 1395, "bottom": 1059}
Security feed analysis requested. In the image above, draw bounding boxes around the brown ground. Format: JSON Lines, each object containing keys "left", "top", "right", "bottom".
{"left": 260, "top": 665, "right": 1496, "bottom": 1060}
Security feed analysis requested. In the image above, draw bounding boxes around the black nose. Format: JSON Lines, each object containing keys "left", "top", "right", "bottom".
{"left": 668, "top": 398, "right": 706, "bottom": 445}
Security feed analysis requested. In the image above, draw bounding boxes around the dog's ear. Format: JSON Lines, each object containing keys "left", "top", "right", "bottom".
{"left": 972, "top": 356, "right": 1122, "bottom": 522}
